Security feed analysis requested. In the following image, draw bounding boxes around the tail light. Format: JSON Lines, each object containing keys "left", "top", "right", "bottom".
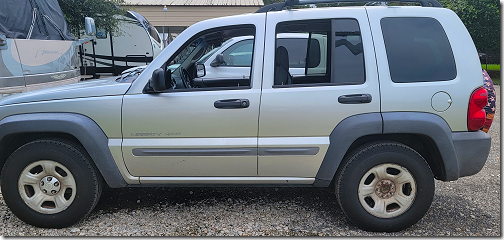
{"left": 467, "top": 87, "right": 488, "bottom": 131}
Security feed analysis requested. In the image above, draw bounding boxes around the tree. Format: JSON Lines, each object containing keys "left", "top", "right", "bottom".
{"left": 58, "top": 0, "right": 127, "bottom": 38}
{"left": 439, "top": 0, "right": 500, "bottom": 53}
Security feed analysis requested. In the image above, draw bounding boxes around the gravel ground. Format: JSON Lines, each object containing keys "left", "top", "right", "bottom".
{"left": 0, "top": 87, "right": 500, "bottom": 236}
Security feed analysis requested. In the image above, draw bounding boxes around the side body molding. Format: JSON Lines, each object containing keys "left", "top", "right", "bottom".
{"left": 313, "top": 113, "right": 383, "bottom": 187}
{"left": 0, "top": 113, "right": 127, "bottom": 188}
{"left": 381, "top": 112, "right": 459, "bottom": 181}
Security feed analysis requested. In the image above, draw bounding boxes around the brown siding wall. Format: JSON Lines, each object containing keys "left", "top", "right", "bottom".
{"left": 124, "top": 6, "right": 260, "bottom": 27}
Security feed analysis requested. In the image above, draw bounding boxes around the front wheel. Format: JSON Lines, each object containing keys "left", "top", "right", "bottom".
{"left": 1, "top": 139, "right": 103, "bottom": 228}
{"left": 336, "top": 141, "right": 434, "bottom": 232}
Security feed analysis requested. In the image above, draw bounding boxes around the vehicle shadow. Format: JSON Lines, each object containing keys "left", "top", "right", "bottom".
{"left": 89, "top": 186, "right": 354, "bottom": 231}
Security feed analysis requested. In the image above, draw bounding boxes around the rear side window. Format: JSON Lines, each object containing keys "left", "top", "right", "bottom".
{"left": 333, "top": 19, "right": 365, "bottom": 84}
{"left": 277, "top": 38, "right": 310, "bottom": 68}
{"left": 381, "top": 17, "right": 456, "bottom": 83}
{"left": 274, "top": 19, "right": 331, "bottom": 86}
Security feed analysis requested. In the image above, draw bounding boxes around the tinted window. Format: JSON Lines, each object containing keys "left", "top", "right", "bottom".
{"left": 381, "top": 17, "right": 456, "bottom": 83}
{"left": 277, "top": 38, "right": 308, "bottom": 68}
{"left": 333, "top": 19, "right": 365, "bottom": 84}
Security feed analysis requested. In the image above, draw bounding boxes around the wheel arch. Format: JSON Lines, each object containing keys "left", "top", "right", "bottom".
{"left": 0, "top": 113, "right": 127, "bottom": 188}
{"left": 313, "top": 112, "right": 459, "bottom": 187}
{"left": 341, "top": 133, "right": 445, "bottom": 180}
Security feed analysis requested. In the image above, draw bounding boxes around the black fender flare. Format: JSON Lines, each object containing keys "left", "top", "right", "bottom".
{"left": 381, "top": 112, "right": 458, "bottom": 180}
{"left": 313, "top": 112, "right": 460, "bottom": 187}
{"left": 313, "top": 113, "right": 382, "bottom": 187}
{"left": 0, "top": 113, "right": 127, "bottom": 188}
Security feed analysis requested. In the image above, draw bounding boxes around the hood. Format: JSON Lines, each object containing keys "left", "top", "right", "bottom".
{"left": 0, "top": 76, "right": 131, "bottom": 106}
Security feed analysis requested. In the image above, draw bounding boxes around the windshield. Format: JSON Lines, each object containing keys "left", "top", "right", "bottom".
{"left": 127, "top": 11, "right": 161, "bottom": 43}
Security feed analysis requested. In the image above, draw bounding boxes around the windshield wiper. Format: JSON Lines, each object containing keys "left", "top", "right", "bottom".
{"left": 117, "top": 68, "right": 145, "bottom": 83}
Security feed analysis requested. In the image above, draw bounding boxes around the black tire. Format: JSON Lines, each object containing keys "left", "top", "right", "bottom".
{"left": 0, "top": 139, "right": 103, "bottom": 228}
{"left": 336, "top": 141, "right": 434, "bottom": 232}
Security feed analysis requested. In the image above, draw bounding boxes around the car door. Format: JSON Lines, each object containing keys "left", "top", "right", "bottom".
{"left": 257, "top": 8, "right": 381, "bottom": 177}
{"left": 121, "top": 18, "right": 265, "bottom": 182}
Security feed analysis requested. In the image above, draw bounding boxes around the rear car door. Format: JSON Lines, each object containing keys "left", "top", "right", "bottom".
{"left": 257, "top": 8, "right": 381, "bottom": 178}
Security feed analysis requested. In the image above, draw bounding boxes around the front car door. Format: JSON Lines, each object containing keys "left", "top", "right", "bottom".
{"left": 121, "top": 14, "right": 265, "bottom": 184}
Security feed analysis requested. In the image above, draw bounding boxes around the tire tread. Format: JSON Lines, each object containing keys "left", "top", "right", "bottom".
{"left": 335, "top": 141, "right": 434, "bottom": 232}
{"left": 0, "top": 139, "right": 103, "bottom": 228}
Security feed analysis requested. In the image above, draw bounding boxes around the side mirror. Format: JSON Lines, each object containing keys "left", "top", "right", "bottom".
{"left": 210, "top": 54, "right": 225, "bottom": 67}
{"left": 0, "top": 34, "right": 7, "bottom": 50}
{"left": 196, "top": 63, "right": 206, "bottom": 77}
{"left": 85, "top": 17, "right": 97, "bottom": 36}
{"left": 149, "top": 68, "right": 166, "bottom": 92}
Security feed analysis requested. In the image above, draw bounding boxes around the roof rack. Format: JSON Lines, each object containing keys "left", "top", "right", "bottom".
{"left": 255, "top": 0, "right": 443, "bottom": 13}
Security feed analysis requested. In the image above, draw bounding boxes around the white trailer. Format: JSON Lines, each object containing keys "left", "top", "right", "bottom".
{"left": 81, "top": 11, "right": 163, "bottom": 76}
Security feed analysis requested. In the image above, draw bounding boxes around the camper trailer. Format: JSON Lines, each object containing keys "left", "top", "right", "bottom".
{"left": 81, "top": 11, "right": 163, "bottom": 76}
{"left": 0, "top": 0, "right": 80, "bottom": 99}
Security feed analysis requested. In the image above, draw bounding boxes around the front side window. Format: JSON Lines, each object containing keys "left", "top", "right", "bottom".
{"left": 161, "top": 25, "right": 255, "bottom": 90}
{"left": 381, "top": 17, "right": 457, "bottom": 83}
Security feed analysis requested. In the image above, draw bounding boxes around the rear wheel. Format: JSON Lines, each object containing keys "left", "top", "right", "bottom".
{"left": 1, "top": 139, "right": 102, "bottom": 228}
{"left": 336, "top": 141, "right": 434, "bottom": 232}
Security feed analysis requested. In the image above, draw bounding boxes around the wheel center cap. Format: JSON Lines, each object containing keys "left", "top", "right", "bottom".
{"left": 39, "top": 176, "right": 61, "bottom": 196}
{"left": 375, "top": 179, "right": 395, "bottom": 199}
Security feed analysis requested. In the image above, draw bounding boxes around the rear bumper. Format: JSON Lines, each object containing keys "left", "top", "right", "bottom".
{"left": 452, "top": 131, "right": 491, "bottom": 178}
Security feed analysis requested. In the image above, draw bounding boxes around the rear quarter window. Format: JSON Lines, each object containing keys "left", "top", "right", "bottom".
{"left": 381, "top": 17, "right": 457, "bottom": 83}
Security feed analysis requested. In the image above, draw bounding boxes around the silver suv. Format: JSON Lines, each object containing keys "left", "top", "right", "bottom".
{"left": 0, "top": 0, "right": 491, "bottom": 232}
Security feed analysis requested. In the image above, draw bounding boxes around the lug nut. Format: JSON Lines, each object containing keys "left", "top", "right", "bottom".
{"left": 43, "top": 189, "right": 47, "bottom": 194}
{"left": 40, "top": 181, "right": 44, "bottom": 186}
{"left": 51, "top": 190, "right": 57, "bottom": 194}
{"left": 47, "top": 177, "right": 52, "bottom": 181}
{"left": 54, "top": 182, "right": 59, "bottom": 187}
